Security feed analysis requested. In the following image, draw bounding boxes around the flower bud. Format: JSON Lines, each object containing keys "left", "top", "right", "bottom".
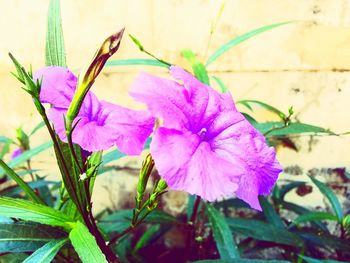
{"left": 16, "top": 127, "right": 29, "bottom": 150}
{"left": 66, "top": 28, "right": 124, "bottom": 128}
{"left": 136, "top": 154, "right": 154, "bottom": 205}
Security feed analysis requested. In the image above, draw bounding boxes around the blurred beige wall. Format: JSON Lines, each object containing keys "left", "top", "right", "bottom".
{"left": 0, "top": 0, "right": 349, "bottom": 209}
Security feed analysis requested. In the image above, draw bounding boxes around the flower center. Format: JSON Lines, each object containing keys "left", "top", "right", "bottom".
{"left": 198, "top": 127, "right": 207, "bottom": 140}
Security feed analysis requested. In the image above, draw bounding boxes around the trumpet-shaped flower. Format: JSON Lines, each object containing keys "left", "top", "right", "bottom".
{"left": 33, "top": 66, "right": 155, "bottom": 155}
{"left": 130, "top": 66, "right": 283, "bottom": 210}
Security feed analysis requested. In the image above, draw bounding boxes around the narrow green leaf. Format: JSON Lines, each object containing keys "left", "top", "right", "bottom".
{"left": 1, "top": 180, "right": 58, "bottom": 198}
{"left": 182, "top": 49, "right": 210, "bottom": 85}
{"left": 99, "top": 209, "right": 176, "bottom": 234}
{"left": 0, "top": 159, "right": 44, "bottom": 204}
{"left": 237, "top": 100, "right": 286, "bottom": 120}
{"left": 187, "top": 195, "right": 196, "bottom": 220}
{"left": 206, "top": 204, "right": 240, "bottom": 259}
{"left": 69, "top": 221, "right": 107, "bottom": 263}
{"left": 292, "top": 212, "right": 338, "bottom": 226}
{"left": 279, "top": 201, "right": 329, "bottom": 232}
{"left": 46, "top": 0, "right": 66, "bottom": 67}
{"left": 193, "top": 260, "right": 290, "bottom": 263}
{"left": 0, "top": 253, "right": 28, "bottom": 262}
{"left": 0, "top": 136, "right": 12, "bottom": 143}
{"left": 8, "top": 52, "right": 25, "bottom": 84}
{"left": 114, "top": 235, "right": 132, "bottom": 263}
{"left": 101, "top": 149, "right": 125, "bottom": 164}
{"left": 279, "top": 181, "right": 305, "bottom": 199}
{"left": 227, "top": 218, "right": 303, "bottom": 247}
{"left": 309, "top": 176, "right": 343, "bottom": 221}
{"left": 133, "top": 224, "right": 161, "bottom": 252}
{"left": 298, "top": 232, "right": 350, "bottom": 251}
{"left": 0, "top": 222, "right": 66, "bottom": 253}
{"left": 342, "top": 214, "right": 350, "bottom": 228}
{"left": 144, "top": 210, "right": 177, "bottom": 224}
{"left": 106, "top": 58, "right": 169, "bottom": 68}
{"left": 30, "top": 121, "right": 45, "bottom": 136}
{"left": 0, "top": 141, "right": 52, "bottom": 175}
{"left": 0, "top": 140, "right": 11, "bottom": 159}
{"left": 259, "top": 196, "right": 285, "bottom": 228}
{"left": 212, "top": 76, "right": 229, "bottom": 93}
{"left": 206, "top": 21, "right": 293, "bottom": 66}
{"left": 254, "top": 122, "right": 331, "bottom": 137}
{"left": 0, "top": 197, "right": 74, "bottom": 229}
{"left": 23, "top": 238, "right": 68, "bottom": 263}
{"left": 241, "top": 113, "right": 258, "bottom": 126}
{"left": 302, "top": 255, "right": 349, "bottom": 263}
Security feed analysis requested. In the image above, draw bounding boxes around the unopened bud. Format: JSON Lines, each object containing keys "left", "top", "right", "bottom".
{"left": 66, "top": 28, "right": 124, "bottom": 128}
{"left": 16, "top": 127, "right": 29, "bottom": 150}
{"left": 155, "top": 179, "right": 167, "bottom": 193}
{"left": 136, "top": 154, "right": 154, "bottom": 204}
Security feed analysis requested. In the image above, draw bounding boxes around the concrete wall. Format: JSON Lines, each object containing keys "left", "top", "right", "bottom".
{"left": 0, "top": 0, "right": 349, "bottom": 210}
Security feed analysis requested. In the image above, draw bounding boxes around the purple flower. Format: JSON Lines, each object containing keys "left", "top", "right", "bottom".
{"left": 11, "top": 148, "right": 23, "bottom": 159}
{"left": 130, "top": 66, "right": 283, "bottom": 210}
{"left": 33, "top": 66, "right": 155, "bottom": 155}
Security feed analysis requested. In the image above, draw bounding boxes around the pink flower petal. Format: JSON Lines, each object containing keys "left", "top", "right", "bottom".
{"left": 151, "top": 127, "right": 240, "bottom": 201}
{"left": 212, "top": 119, "right": 283, "bottom": 210}
{"left": 130, "top": 72, "right": 190, "bottom": 130}
{"left": 48, "top": 102, "right": 155, "bottom": 154}
{"left": 33, "top": 66, "right": 77, "bottom": 108}
{"left": 97, "top": 101, "right": 155, "bottom": 155}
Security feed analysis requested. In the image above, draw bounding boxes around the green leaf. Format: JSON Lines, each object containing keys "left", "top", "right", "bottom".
{"left": 241, "top": 113, "right": 258, "bottom": 126}
{"left": 1, "top": 180, "right": 58, "bottom": 198}
{"left": 29, "top": 121, "right": 45, "bottom": 136}
{"left": 69, "top": 221, "right": 108, "bottom": 263}
{"left": 214, "top": 198, "right": 250, "bottom": 210}
{"left": 342, "top": 214, "right": 350, "bottom": 228}
{"left": 278, "top": 181, "right": 305, "bottom": 200}
{"left": 237, "top": 100, "right": 286, "bottom": 120}
{"left": 0, "top": 222, "right": 66, "bottom": 253}
{"left": 298, "top": 231, "right": 350, "bottom": 251}
{"left": 144, "top": 210, "right": 177, "bottom": 224}
{"left": 0, "top": 136, "right": 13, "bottom": 143}
{"left": 193, "top": 260, "right": 290, "bottom": 263}
{"left": 106, "top": 58, "right": 169, "bottom": 68}
{"left": 259, "top": 196, "right": 285, "bottom": 228}
{"left": 0, "top": 159, "right": 44, "bottom": 204}
{"left": 292, "top": 212, "right": 338, "bottom": 226}
{"left": 206, "top": 21, "right": 293, "bottom": 66}
{"left": 206, "top": 204, "right": 240, "bottom": 259}
{"left": 99, "top": 209, "right": 176, "bottom": 234}
{"left": 254, "top": 122, "right": 331, "bottom": 137}
{"left": 309, "top": 176, "right": 343, "bottom": 221}
{"left": 114, "top": 235, "right": 132, "bottom": 263}
{"left": 212, "top": 76, "right": 229, "bottom": 93}
{"left": 302, "top": 256, "right": 349, "bottom": 263}
{"left": 226, "top": 218, "right": 303, "bottom": 247}
{"left": 101, "top": 149, "right": 126, "bottom": 165}
{"left": 46, "top": 0, "right": 66, "bottom": 67}
{"left": 23, "top": 238, "right": 68, "bottom": 263}
{"left": 98, "top": 210, "right": 131, "bottom": 235}
{"left": 0, "top": 140, "right": 11, "bottom": 159}
{"left": 0, "top": 253, "right": 28, "bottom": 262}
{"left": 182, "top": 49, "right": 210, "bottom": 85}
{"left": 187, "top": 195, "right": 197, "bottom": 220}
{"left": 0, "top": 197, "right": 74, "bottom": 229}
{"left": 279, "top": 201, "right": 329, "bottom": 232}
{"left": 133, "top": 224, "right": 161, "bottom": 253}
{"left": 1, "top": 141, "right": 52, "bottom": 175}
